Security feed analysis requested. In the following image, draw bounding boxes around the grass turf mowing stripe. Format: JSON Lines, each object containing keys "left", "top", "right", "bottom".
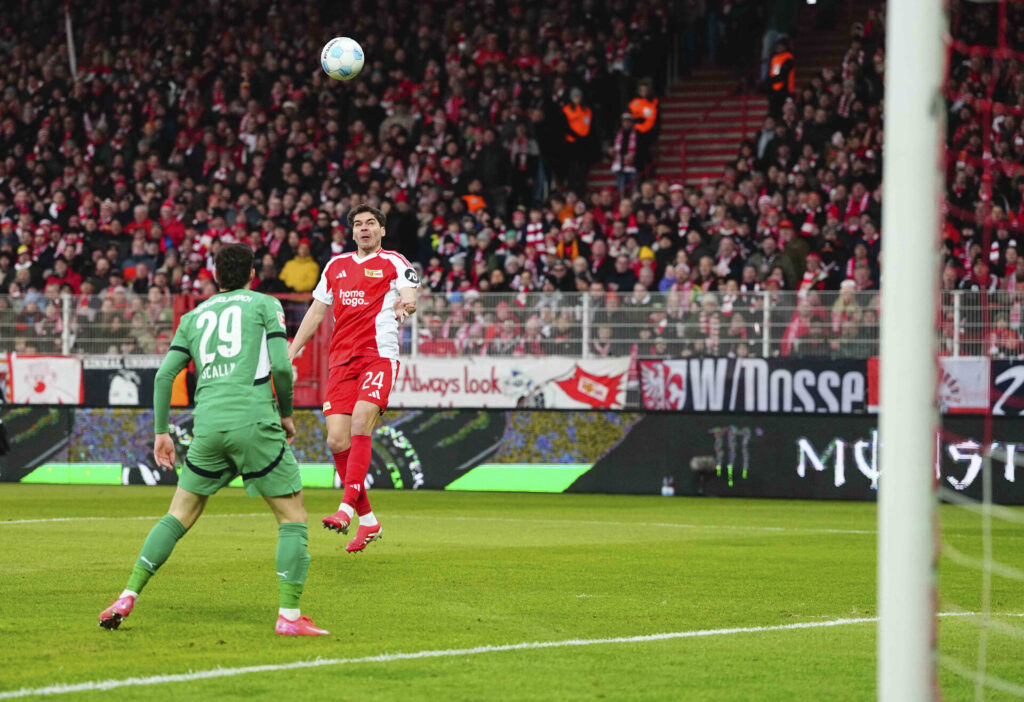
{"left": 0, "top": 512, "right": 875, "bottom": 535}
{"left": 0, "top": 613, "right": 1013, "bottom": 700}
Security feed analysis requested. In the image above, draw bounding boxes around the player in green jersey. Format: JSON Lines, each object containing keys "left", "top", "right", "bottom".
{"left": 98, "top": 244, "right": 328, "bottom": 636}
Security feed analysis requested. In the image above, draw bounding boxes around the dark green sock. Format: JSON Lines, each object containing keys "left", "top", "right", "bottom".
{"left": 125, "top": 514, "right": 188, "bottom": 594}
{"left": 276, "top": 523, "right": 310, "bottom": 609}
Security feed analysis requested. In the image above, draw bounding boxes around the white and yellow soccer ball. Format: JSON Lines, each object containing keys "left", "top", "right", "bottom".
{"left": 321, "top": 37, "right": 364, "bottom": 81}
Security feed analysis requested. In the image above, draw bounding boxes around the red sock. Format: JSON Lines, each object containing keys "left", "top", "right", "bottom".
{"left": 342, "top": 483, "right": 361, "bottom": 511}
{"left": 355, "top": 485, "right": 372, "bottom": 517}
{"left": 332, "top": 449, "right": 350, "bottom": 482}
{"left": 344, "top": 435, "right": 372, "bottom": 511}
{"left": 346, "top": 435, "right": 371, "bottom": 485}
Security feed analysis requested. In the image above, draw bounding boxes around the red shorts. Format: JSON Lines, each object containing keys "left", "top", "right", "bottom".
{"left": 323, "top": 357, "right": 400, "bottom": 416}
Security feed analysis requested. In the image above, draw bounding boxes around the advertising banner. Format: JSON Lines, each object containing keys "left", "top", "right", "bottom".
{"left": 0, "top": 407, "right": 73, "bottom": 481}
{"left": 938, "top": 357, "right": 990, "bottom": 414}
{"left": 3, "top": 408, "right": 1020, "bottom": 504}
{"left": 390, "top": 358, "right": 631, "bottom": 409}
{"left": 868, "top": 356, "right": 990, "bottom": 414}
{"left": 575, "top": 413, "right": 1022, "bottom": 503}
{"left": 81, "top": 356, "right": 163, "bottom": 407}
{"left": 992, "top": 361, "right": 1024, "bottom": 417}
{"left": 642, "top": 357, "right": 995, "bottom": 415}
{"left": 639, "top": 358, "right": 869, "bottom": 414}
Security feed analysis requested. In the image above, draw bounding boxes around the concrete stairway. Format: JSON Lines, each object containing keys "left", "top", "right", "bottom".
{"left": 585, "top": 67, "right": 758, "bottom": 190}
{"left": 659, "top": 70, "right": 767, "bottom": 186}
{"left": 587, "top": 0, "right": 869, "bottom": 190}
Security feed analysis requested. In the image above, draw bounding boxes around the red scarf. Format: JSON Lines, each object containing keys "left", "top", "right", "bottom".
{"left": 845, "top": 191, "right": 871, "bottom": 222}
{"left": 845, "top": 257, "right": 869, "bottom": 279}
{"left": 699, "top": 311, "right": 720, "bottom": 354}
{"left": 798, "top": 269, "right": 825, "bottom": 293}
{"left": 606, "top": 36, "right": 628, "bottom": 69}
{"left": 509, "top": 137, "right": 530, "bottom": 170}
{"left": 525, "top": 222, "right": 545, "bottom": 247}
{"left": 781, "top": 312, "right": 810, "bottom": 356}
{"left": 612, "top": 128, "right": 637, "bottom": 173}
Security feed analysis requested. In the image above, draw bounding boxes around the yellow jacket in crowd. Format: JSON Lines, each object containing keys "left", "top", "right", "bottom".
{"left": 279, "top": 254, "right": 320, "bottom": 293}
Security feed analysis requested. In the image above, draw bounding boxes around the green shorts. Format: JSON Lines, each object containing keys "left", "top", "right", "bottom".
{"left": 179, "top": 421, "right": 302, "bottom": 498}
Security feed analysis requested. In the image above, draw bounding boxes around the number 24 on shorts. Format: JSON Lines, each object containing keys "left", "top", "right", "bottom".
{"left": 362, "top": 371, "right": 384, "bottom": 390}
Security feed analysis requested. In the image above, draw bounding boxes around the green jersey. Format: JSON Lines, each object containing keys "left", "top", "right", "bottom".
{"left": 153, "top": 290, "right": 294, "bottom": 435}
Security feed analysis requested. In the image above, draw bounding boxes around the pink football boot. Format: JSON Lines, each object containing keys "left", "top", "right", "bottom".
{"left": 275, "top": 615, "right": 330, "bottom": 636}
{"left": 98, "top": 594, "right": 136, "bottom": 630}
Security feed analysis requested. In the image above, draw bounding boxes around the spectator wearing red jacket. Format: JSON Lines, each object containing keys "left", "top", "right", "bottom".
{"left": 420, "top": 317, "right": 458, "bottom": 357}
{"left": 45, "top": 256, "right": 82, "bottom": 294}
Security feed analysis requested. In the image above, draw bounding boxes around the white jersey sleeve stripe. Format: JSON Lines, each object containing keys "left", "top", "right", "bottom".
{"left": 312, "top": 255, "right": 345, "bottom": 306}
{"left": 387, "top": 250, "right": 413, "bottom": 266}
{"left": 254, "top": 329, "right": 271, "bottom": 382}
{"left": 373, "top": 286, "right": 400, "bottom": 359}
{"left": 379, "top": 251, "right": 420, "bottom": 291}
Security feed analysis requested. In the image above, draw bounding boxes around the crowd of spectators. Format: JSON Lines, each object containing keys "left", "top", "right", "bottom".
{"left": 1, "top": 0, "right": 1022, "bottom": 359}
{"left": 0, "top": 0, "right": 678, "bottom": 353}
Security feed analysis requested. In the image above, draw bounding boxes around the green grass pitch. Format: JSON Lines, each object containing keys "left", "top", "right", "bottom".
{"left": 0, "top": 485, "right": 1022, "bottom": 701}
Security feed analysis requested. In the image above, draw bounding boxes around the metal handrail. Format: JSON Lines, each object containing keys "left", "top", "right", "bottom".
{"left": 5, "top": 290, "right": 1019, "bottom": 360}
{"left": 646, "top": 81, "right": 752, "bottom": 184}
{"left": 679, "top": 139, "right": 687, "bottom": 182}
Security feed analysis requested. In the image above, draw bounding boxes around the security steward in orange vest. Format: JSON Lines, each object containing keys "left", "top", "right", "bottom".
{"left": 563, "top": 88, "right": 592, "bottom": 144}
{"left": 628, "top": 80, "right": 659, "bottom": 175}
{"left": 562, "top": 87, "right": 593, "bottom": 195}
{"left": 767, "top": 39, "right": 795, "bottom": 118}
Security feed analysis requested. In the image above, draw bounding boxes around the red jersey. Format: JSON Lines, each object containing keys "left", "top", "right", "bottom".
{"left": 312, "top": 249, "right": 419, "bottom": 366}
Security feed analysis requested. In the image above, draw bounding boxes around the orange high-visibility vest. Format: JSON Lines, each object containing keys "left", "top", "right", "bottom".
{"left": 629, "top": 97, "right": 658, "bottom": 133}
{"left": 770, "top": 51, "right": 795, "bottom": 94}
{"left": 170, "top": 367, "right": 189, "bottom": 406}
{"left": 563, "top": 104, "right": 592, "bottom": 143}
{"left": 462, "top": 193, "right": 486, "bottom": 212}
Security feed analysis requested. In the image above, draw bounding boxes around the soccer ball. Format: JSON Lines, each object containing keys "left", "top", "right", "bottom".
{"left": 321, "top": 37, "right": 364, "bottom": 81}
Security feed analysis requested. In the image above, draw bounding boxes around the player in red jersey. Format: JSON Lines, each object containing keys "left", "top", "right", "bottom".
{"left": 289, "top": 204, "right": 418, "bottom": 552}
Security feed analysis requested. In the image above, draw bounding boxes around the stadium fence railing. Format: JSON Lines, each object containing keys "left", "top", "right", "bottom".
{"left": 0, "top": 290, "right": 1021, "bottom": 361}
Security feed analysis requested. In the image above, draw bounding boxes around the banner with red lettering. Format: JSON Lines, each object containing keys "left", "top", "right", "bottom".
{"left": 390, "top": 358, "right": 631, "bottom": 409}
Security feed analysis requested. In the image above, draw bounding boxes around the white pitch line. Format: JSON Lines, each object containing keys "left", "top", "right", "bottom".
{"left": 389, "top": 514, "right": 876, "bottom": 536}
{"left": 0, "top": 612, "right": 1015, "bottom": 700}
{"left": 0, "top": 514, "right": 267, "bottom": 525}
{"left": 0, "top": 513, "right": 874, "bottom": 535}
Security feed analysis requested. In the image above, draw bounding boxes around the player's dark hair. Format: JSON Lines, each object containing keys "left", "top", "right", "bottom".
{"left": 214, "top": 243, "right": 254, "bottom": 291}
{"left": 347, "top": 204, "right": 386, "bottom": 228}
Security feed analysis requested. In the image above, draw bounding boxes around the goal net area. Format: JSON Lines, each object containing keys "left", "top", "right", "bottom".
{"left": 880, "top": 0, "right": 1024, "bottom": 699}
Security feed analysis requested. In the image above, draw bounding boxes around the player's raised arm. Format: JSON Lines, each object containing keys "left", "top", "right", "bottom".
{"left": 289, "top": 267, "right": 333, "bottom": 360}
{"left": 392, "top": 258, "right": 420, "bottom": 324}
{"left": 152, "top": 324, "right": 192, "bottom": 468}
{"left": 393, "top": 286, "right": 418, "bottom": 324}
{"left": 289, "top": 300, "right": 328, "bottom": 360}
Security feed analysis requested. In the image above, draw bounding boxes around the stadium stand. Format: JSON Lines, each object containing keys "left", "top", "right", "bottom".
{"left": 0, "top": 0, "right": 1021, "bottom": 360}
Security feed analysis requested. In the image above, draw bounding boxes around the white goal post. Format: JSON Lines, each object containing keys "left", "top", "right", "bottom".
{"left": 877, "top": 0, "right": 946, "bottom": 700}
